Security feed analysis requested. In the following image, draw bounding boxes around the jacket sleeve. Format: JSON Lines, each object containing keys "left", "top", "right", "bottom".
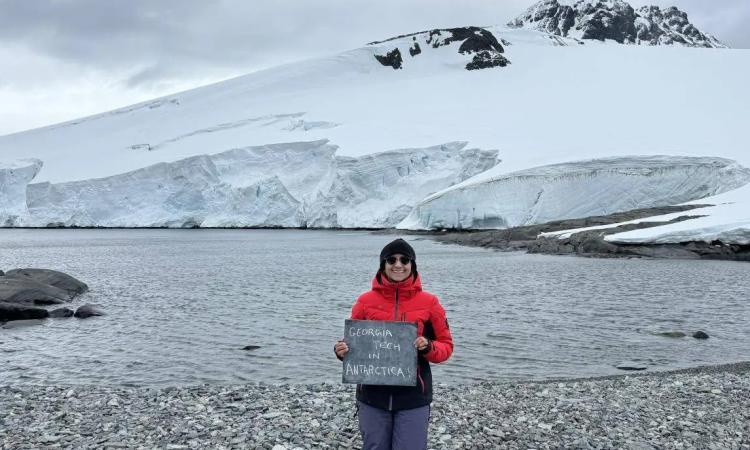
{"left": 350, "top": 297, "right": 366, "bottom": 320}
{"left": 424, "top": 296, "right": 453, "bottom": 364}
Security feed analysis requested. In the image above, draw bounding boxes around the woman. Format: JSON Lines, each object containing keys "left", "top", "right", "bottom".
{"left": 334, "top": 238, "right": 453, "bottom": 450}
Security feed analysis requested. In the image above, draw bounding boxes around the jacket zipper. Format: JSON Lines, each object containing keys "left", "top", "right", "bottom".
{"left": 389, "top": 287, "right": 400, "bottom": 411}
{"left": 394, "top": 287, "right": 399, "bottom": 321}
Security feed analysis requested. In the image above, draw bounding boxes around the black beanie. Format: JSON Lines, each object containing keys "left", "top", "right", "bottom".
{"left": 379, "top": 238, "right": 416, "bottom": 262}
{"left": 377, "top": 238, "right": 418, "bottom": 283}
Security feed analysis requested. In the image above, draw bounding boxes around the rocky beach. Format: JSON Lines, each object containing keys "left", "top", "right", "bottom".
{"left": 413, "top": 206, "right": 750, "bottom": 262}
{"left": 2, "top": 362, "right": 748, "bottom": 449}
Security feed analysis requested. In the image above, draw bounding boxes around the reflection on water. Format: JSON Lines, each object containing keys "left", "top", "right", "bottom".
{"left": 0, "top": 229, "right": 748, "bottom": 386}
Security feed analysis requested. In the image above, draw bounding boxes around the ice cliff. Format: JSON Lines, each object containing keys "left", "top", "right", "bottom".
{"left": 18, "top": 140, "right": 500, "bottom": 228}
{"left": 398, "top": 156, "right": 750, "bottom": 230}
{"left": 0, "top": 159, "right": 43, "bottom": 226}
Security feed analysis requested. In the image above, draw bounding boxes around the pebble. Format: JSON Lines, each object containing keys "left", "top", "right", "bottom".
{"left": 1, "top": 362, "right": 748, "bottom": 449}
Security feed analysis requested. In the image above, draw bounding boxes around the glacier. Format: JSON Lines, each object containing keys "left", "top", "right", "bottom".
{"left": 398, "top": 156, "right": 750, "bottom": 230}
{"left": 18, "top": 140, "right": 499, "bottom": 228}
{"left": 1, "top": 19, "right": 749, "bottom": 245}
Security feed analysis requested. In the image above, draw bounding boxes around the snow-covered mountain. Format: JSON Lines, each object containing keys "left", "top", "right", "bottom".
{"left": 0, "top": 7, "right": 748, "bottom": 245}
{"left": 508, "top": 0, "right": 727, "bottom": 48}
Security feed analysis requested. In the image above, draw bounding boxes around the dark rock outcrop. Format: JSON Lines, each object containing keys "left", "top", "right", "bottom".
{"left": 374, "top": 48, "right": 403, "bottom": 69}
{"left": 49, "top": 307, "right": 75, "bottom": 318}
{"left": 74, "top": 304, "right": 105, "bottom": 319}
{"left": 508, "top": 0, "right": 727, "bottom": 48}
{"left": 427, "top": 27, "right": 510, "bottom": 70}
{"left": 466, "top": 51, "right": 511, "bottom": 70}
{"left": 0, "top": 277, "right": 71, "bottom": 305}
{"left": 4, "top": 268, "right": 89, "bottom": 297}
{"left": 0, "top": 301, "right": 50, "bottom": 321}
{"left": 424, "top": 204, "right": 750, "bottom": 262}
{"left": 371, "top": 27, "right": 509, "bottom": 71}
{"left": 409, "top": 41, "right": 421, "bottom": 56}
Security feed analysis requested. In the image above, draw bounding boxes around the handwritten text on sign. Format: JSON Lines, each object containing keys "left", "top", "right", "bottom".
{"left": 342, "top": 319, "right": 417, "bottom": 386}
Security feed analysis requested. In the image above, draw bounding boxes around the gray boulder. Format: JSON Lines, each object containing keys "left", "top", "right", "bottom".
{"left": 49, "top": 307, "right": 75, "bottom": 318}
{"left": 74, "top": 304, "right": 105, "bottom": 319}
{"left": 4, "top": 268, "right": 88, "bottom": 297}
{"left": 0, "top": 301, "right": 50, "bottom": 321}
{"left": 0, "top": 277, "right": 71, "bottom": 305}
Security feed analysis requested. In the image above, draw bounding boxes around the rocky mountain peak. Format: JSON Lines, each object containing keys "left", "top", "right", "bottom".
{"left": 508, "top": 0, "right": 727, "bottom": 48}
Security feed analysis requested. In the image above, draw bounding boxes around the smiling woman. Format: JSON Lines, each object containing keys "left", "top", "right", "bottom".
{"left": 334, "top": 238, "right": 454, "bottom": 450}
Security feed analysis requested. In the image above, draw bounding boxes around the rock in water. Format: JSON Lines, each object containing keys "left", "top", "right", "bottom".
{"left": 0, "top": 301, "right": 50, "bottom": 321}
{"left": 0, "top": 277, "right": 71, "bottom": 305}
{"left": 692, "top": 331, "right": 709, "bottom": 339}
{"left": 74, "top": 304, "right": 105, "bottom": 319}
{"left": 49, "top": 307, "right": 75, "bottom": 318}
{"left": 242, "top": 345, "right": 261, "bottom": 351}
{"left": 4, "top": 268, "right": 89, "bottom": 297}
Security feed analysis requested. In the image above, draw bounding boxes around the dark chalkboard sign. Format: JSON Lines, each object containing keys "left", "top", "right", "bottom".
{"left": 342, "top": 319, "right": 417, "bottom": 386}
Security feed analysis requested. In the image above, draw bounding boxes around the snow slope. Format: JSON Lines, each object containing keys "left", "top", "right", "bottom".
{"left": 0, "top": 22, "right": 748, "bottom": 242}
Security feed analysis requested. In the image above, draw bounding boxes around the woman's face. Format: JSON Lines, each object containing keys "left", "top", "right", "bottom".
{"left": 384, "top": 253, "right": 412, "bottom": 282}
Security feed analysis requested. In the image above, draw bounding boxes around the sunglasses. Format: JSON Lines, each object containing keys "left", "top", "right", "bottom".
{"left": 385, "top": 256, "right": 412, "bottom": 265}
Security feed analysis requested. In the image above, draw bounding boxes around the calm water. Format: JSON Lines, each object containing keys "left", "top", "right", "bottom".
{"left": 1, "top": 229, "right": 748, "bottom": 386}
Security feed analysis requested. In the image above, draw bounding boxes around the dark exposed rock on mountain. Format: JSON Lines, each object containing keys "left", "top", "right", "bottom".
{"left": 508, "top": 0, "right": 727, "bottom": 48}
{"left": 371, "top": 27, "right": 509, "bottom": 71}
{"left": 409, "top": 41, "right": 421, "bottom": 56}
{"left": 4, "top": 268, "right": 89, "bottom": 297}
{"left": 374, "top": 48, "right": 403, "bottom": 69}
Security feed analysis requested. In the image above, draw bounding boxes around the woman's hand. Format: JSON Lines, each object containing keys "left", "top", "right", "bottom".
{"left": 414, "top": 336, "right": 430, "bottom": 352}
{"left": 334, "top": 340, "right": 349, "bottom": 358}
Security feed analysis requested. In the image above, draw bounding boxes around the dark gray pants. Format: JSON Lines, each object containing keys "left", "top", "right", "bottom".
{"left": 358, "top": 401, "right": 430, "bottom": 450}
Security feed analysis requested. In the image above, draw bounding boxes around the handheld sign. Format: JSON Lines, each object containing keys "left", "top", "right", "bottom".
{"left": 342, "top": 319, "right": 417, "bottom": 386}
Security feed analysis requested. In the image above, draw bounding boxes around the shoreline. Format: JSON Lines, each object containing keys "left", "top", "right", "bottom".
{"left": 2, "top": 361, "right": 748, "bottom": 449}
{"left": 3, "top": 209, "right": 749, "bottom": 262}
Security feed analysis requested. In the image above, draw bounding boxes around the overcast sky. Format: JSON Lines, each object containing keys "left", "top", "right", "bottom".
{"left": 1, "top": 0, "right": 748, "bottom": 136}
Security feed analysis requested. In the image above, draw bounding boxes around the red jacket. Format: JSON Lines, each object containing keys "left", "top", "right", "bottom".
{"left": 350, "top": 272, "right": 453, "bottom": 410}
